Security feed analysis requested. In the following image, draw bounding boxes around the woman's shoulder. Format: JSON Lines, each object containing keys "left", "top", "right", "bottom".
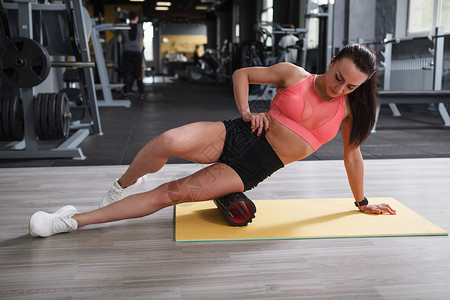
{"left": 280, "top": 64, "right": 311, "bottom": 88}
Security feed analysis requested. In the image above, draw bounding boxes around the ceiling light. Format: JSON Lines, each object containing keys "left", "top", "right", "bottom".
{"left": 195, "top": 6, "right": 208, "bottom": 10}
{"left": 156, "top": 1, "right": 172, "bottom": 6}
{"left": 130, "top": 0, "right": 145, "bottom": 2}
{"left": 155, "top": 6, "right": 169, "bottom": 11}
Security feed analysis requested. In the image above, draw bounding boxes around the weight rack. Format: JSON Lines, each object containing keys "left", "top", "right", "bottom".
{"left": 0, "top": 0, "right": 102, "bottom": 160}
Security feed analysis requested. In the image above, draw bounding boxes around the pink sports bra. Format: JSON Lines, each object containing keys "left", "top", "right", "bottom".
{"left": 268, "top": 74, "right": 345, "bottom": 150}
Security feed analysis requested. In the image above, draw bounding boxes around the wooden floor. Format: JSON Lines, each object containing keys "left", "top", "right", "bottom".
{"left": 1, "top": 158, "right": 449, "bottom": 299}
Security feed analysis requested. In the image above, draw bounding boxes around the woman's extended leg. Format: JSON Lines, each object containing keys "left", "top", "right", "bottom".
{"left": 118, "top": 121, "right": 226, "bottom": 188}
{"left": 28, "top": 121, "right": 235, "bottom": 237}
{"left": 29, "top": 163, "right": 243, "bottom": 237}
{"left": 76, "top": 162, "right": 244, "bottom": 228}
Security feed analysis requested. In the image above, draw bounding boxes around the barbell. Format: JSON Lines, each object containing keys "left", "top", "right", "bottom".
{"left": 0, "top": 36, "right": 94, "bottom": 89}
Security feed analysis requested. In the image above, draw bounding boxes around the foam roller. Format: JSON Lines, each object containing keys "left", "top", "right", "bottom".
{"left": 214, "top": 192, "right": 256, "bottom": 227}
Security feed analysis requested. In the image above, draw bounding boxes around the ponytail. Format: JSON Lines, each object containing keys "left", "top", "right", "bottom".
{"left": 347, "top": 73, "right": 377, "bottom": 147}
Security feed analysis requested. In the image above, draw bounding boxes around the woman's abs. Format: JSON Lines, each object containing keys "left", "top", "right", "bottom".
{"left": 265, "top": 115, "right": 315, "bottom": 164}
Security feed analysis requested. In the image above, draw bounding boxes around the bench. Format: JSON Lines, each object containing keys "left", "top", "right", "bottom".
{"left": 375, "top": 90, "right": 450, "bottom": 130}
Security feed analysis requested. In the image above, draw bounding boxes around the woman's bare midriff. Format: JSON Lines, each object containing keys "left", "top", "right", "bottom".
{"left": 265, "top": 114, "right": 315, "bottom": 165}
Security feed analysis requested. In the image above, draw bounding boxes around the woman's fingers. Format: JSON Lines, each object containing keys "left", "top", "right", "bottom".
{"left": 256, "top": 116, "right": 264, "bottom": 136}
{"left": 264, "top": 113, "right": 270, "bottom": 132}
{"left": 379, "top": 203, "right": 397, "bottom": 215}
{"left": 249, "top": 113, "right": 269, "bottom": 136}
{"left": 361, "top": 203, "right": 397, "bottom": 215}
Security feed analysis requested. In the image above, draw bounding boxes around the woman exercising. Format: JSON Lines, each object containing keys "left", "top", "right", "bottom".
{"left": 29, "top": 44, "right": 396, "bottom": 238}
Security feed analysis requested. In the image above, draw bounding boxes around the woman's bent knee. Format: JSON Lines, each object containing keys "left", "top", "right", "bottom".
{"left": 155, "top": 130, "right": 179, "bottom": 155}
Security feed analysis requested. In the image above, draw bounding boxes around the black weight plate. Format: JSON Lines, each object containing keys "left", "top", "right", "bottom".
{"left": 0, "top": 94, "right": 6, "bottom": 140}
{"left": 8, "top": 94, "right": 17, "bottom": 139}
{"left": 62, "top": 93, "right": 70, "bottom": 138}
{"left": 39, "top": 93, "right": 50, "bottom": 140}
{"left": 47, "top": 93, "right": 57, "bottom": 139}
{"left": 0, "top": 37, "right": 51, "bottom": 88}
{"left": 9, "top": 94, "right": 24, "bottom": 141}
{"left": 15, "top": 96, "right": 24, "bottom": 141}
{"left": 34, "top": 94, "right": 43, "bottom": 140}
{"left": 1, "top": 92, "right": 11, "bottom": 139}
{"left": 55, "top": 92, "right": 63, "bottom": 139}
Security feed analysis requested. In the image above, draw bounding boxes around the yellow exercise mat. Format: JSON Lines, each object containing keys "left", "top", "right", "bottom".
{"left": 175, "top": 197, "right": 448, "bottom": 242}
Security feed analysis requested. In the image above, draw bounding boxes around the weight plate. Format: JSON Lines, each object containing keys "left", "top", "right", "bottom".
{"left": 55, "top": 92, "right": 63, "bottom": 139}
{"left": 1, "top": 92, "right": 11, "bottom": 139}
{"left": 39, "top": 93, "right": 50, "bottom": 140}
{"left": 9, "top": 94, "right": 24, "bottom": 141}
{"left": 47, "top": 93, "right": 57, "bottom": 139}
{"left": 0, "top": 94, "right": 6, "bottom": 140}
{"left": 0, "top": 37, "right": 51, "bottom": 88}
{"left": 14, "top": 95, "right": 24, "bottom": 141}
{"left": 62, "top": 93, "right": 70, "bottom": 138}
{"left": 55, "top": 92, "right": 71, "bottom": 139}
{"left": 8, "top": 94, "right": 17, "bottom": 139}
{"left": 34, "top": 94, "right": 43, "bottom": 140}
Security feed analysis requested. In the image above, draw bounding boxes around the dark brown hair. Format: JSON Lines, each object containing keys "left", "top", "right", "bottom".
{"left": 335, "top": 44, "right": 377, "bottom": 148}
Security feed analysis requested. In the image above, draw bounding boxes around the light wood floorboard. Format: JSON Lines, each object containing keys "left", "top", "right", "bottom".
{"left": 0, "top": 158, "right": 449, "bottom": 299}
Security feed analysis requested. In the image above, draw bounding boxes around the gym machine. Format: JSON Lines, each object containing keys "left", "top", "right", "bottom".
{"left": 244, "top": 0, "right": 334, "bottom": 101}
{"left": 246, "top": 22, "right": 307, "bottom": 101}
{"left": 0, "top": 0, "right": 102, "bottom": 160}
{"left": 257, "top": 22, "right": 307, "bottom": 66}
{"left": 91, "top": 21, "right": 131, "bottom": 108}
{"left": 304, "top": 0, "right": 334, "bottom": 74}
{"left": 186, "top": 39, "right": 232, "bottom": 85}
{"left": 374, "top": 27, "right": 450, "bottom": 130}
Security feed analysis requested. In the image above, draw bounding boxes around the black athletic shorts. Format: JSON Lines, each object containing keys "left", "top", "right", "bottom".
{"left": 218, "top": 118, "right": 284, "bottom": 191}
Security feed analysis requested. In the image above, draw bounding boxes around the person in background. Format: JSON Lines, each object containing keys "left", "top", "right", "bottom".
{"left": 278, "top": 24, "right": 300, "bottom": 64}
{"left": 118, "top": 11, "right": 145, "bottom": 100}
{"left": 193, "top": 45, "right": 201, "bottom": 66}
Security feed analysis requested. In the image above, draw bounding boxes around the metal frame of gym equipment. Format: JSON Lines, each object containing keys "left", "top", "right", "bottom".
{"left": 303, "top": 0, "right": 334, "bottom": 73}
{"left": 248, "top": 0, "right": 333, "bottom": 101}
{"left": 0, "top": 0, "right": 102, "bottom": 160}
{"left": 374, "top": 26, "right": 450, "bottom": 131}
{"left": 90, "top": 21, "right": 131, "bottom": 108}
{"left": 247, "top": 22, "right": 308, "bottom": 101}
{"left": 256, "top": 22, "right": 307, "bottom": 65}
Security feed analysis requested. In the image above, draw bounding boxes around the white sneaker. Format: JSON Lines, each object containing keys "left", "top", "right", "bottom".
{"left": 99, "top": 175, "right": 148, "bottom": 208}
{"left": 29, "top": 205, "right": 79, "bottom": 237}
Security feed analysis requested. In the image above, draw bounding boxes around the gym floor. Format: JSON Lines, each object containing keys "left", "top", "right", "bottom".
{"left": 0, "top": 78, "right": 450, "bottom": 168}
{"left": 1, "top": 79, "right": 450, "bottom": 298}
{"left": 1, "top": 158, "right": 449, "bottom": 298}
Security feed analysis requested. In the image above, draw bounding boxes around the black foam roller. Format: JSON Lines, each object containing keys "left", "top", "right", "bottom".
{"left": 214, "top": 192, "right": 256, "bottom": 227}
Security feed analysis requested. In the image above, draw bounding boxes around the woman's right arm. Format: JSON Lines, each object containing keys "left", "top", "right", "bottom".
{"left": 231, "top": 63, "right": 305, "bottom": 135}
